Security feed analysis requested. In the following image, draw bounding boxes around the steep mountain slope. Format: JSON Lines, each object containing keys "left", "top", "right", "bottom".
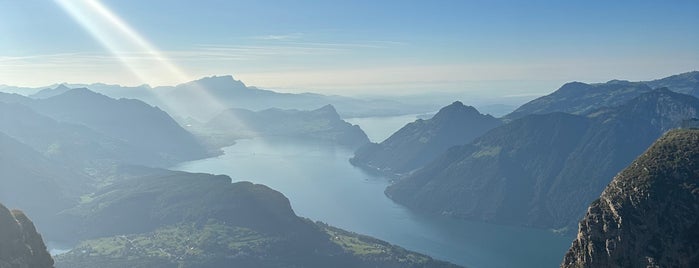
{"left": 562, "top": 129, "right": 699, "bottom": 268}
{"left": 0, "top": 132, "right": 90, "bottom": 227}
{"left": 387, "top": 89, "right": 699, "bottom": 229}
{"left": 53, "top": 168, "right": 458, "bottom": 268}
{"left": 0, "top": 203, "right": 54, "bottom": 268}
{"left": 351, "top": 101, "right": 502, "bottom": 176}
{"left": 30, "top": 88, "right": 208, "bottom": 164}
{"left": 0, "top": 101, "right": 170, "bottom": 169}
{"left": 205, "top": 104, "right": 369, "bottom": 149}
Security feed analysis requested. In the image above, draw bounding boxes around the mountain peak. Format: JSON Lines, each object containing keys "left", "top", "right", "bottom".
{"left": 57, "top": 87, "right": 103, "bottom": 98}
{"left": 182, "top": 75, "right": 247, "bottom": 89}
{"left": 54, "top": 84, "right": 70, "bottom": 91}
{"left": 29, "top": 84, "right": 73, "bottom": 99}
{"left": 315, "top": 104, "right": 337, "bottom": 113}
{"left": 433, "top": 101, "right": 481, "bottom": 120}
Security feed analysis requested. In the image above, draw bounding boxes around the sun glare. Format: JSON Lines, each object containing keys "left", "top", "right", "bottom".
{"left": 53, "top": 0, "right": 236, "bottom": 124}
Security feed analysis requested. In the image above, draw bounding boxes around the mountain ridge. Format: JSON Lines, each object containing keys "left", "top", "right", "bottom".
{"left": 351, "top": 101, "right": 502, "bottom": 177}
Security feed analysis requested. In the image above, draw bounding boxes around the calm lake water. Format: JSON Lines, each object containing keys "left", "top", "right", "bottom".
{"left": 173, "top": 116, "right": 572, "bottom": 268}
{"left": 345, "top": 113, "right": 426, "bottom": 142}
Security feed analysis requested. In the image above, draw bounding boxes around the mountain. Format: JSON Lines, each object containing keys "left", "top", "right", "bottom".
{"left": 351, "top": 101, "right": 502, "bottom": 176}
{"left": 0, "top": 203, "right": 54, "bottom": 268}
{"left": 204, "top": 104, "right": 370, "bottom": 149}
{"left": 30, "top": 84, "right": 72, "bottom": 99}
{"left": 0, "top": 131, "right": 91, "bottom": 229}
{"left": 29, "top": 88, "right": 209, "bottom": 164}
{"left": 0, "top": 88, "right": 209, "bottom": 167}
{"left": 0, "top": 101, "right": 185, "bottom": 170}
{"left": 53, "top": 168, "right": 459, "bottom": 268}
{"left": 505, "top": 80, "right": 653, "bottom": 121}
{"left": 644, "top": 70, "right": 699, "bottom": 97}
{"left": 562, "top": 129, "right": 699, "bottom": 268}
{"left": 50, "top": 75, "right": 433, "bottom": 122}
{"left": 505, "top": 71, "right": 699, "bottom": 121}
{"left": 387, "top": 89, "right": 699, "bottom": 229}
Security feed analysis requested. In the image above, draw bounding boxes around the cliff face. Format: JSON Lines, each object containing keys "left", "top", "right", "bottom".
{"left": 562, "top": 129, "right": 699, "bottom": 268}
{"left": 0, "top": 203, "right": 54, "bottom": 268}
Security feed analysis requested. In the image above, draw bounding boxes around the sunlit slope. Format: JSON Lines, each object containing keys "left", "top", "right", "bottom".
{"left": 563, "top": 129, "right": 699, "bottom": 267}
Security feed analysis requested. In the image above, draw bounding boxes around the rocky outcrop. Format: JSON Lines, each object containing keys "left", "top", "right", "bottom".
{"left": 0, "top": 203, "right": 54, "bottom": 268}
{"left": 562, "top": 129, "right": 699, "bottom": 267}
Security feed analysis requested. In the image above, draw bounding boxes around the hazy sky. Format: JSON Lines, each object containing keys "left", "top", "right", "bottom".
{"left": 1, "top": 0, "right": 698, "bottom": 96}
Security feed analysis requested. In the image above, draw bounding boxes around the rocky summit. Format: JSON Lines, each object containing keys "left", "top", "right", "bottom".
{"left": 562, "top": 129, "right": 699, "bottom": 268}
{"left": 0, "top": 203, "right": 53, "bottom": 268}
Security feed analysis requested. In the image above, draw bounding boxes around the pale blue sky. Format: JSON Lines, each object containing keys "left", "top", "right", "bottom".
{"left": 1, "top": 0, "right": 697, "bottom": 96}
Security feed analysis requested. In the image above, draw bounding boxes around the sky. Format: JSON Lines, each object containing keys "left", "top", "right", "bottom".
{"left": 0, "top": 0, "right": 698, "bottom": 96}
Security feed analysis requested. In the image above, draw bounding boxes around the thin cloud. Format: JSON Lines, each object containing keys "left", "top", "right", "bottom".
{"left": 250, "top": 33, "right": 304, "bottom": 41}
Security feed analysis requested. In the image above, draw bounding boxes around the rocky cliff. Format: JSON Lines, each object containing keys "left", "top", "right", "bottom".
{"left": 0, "top": 203, "right": 53, "bottom": 268}
{"left": 562, "top": 129, "right": 699, "bottom": 267}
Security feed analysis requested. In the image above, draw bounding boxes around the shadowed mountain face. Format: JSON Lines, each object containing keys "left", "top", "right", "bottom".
{"left": 0, "top": 132, "right": 90, "bottom": 228}
{"left": 387, "top": 89, "right": 699, "bottom": 229}
{"left": 204, "top": 104, "right": 370, "bottom": 149}
{"left": 30, "top": 88, "right": 209, "bottom": 164}
{"left": 505, "top": 71, "right": 699, "bottom": 121}
{"left": 562, "top": 129, "right": 699, "bottom": 268}
{"left": 0, "top": 88, "right": 208, "bottom": 168}
{"left": 0, "top": 203, "right": 54, "bottom": 268}
{"left": 351, "top": 101, "right": 502, "bottom": 177}
{"left": 53, "top": 168, "right": 459, "bottom": 268}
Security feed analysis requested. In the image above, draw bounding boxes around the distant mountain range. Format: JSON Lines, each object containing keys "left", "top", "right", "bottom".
{"left": 0, "top": 84, "right": 458, "bottom": 267}
{"left": 351, "top": 101, "right": 502, "bottom": 176}
{"left": 2, "top": 71, "right": 697, "bottom": 267}
{"left": 3, "top": 75, "right": 438, "bottom": 122}
{"left": 204, "top": 104, "right": 369, "bottom": 149}
{"left": 562, "top": 129, "right": 699, "bottom": 267}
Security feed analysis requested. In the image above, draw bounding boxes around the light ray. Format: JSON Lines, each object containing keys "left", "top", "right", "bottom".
{"left": 53, "top": 0, "right": 250, "bottom": 130}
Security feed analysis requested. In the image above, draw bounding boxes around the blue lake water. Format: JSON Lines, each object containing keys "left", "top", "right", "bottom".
{"left": 173, "top": 116, "right": 572, "bottom": 268}
{"left": 345, "top": 113, "right": 426, "bottom": 142}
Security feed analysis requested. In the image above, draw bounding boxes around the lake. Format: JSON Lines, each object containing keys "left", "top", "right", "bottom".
{"left": 173, "top": 115, "right": 572, "bottom": 268}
